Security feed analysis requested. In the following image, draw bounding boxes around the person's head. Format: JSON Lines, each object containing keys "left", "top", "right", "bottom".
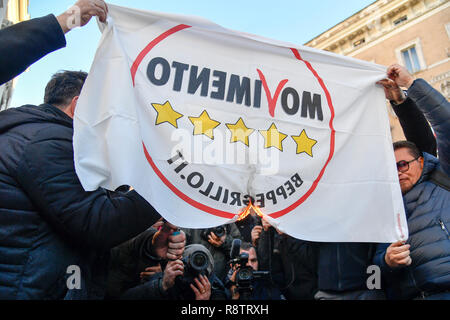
{"left": 44, "top": 70, "right": 88, "bottom": 118}
{"left": 393, "top": 141, "right": 424, "bottom": 194}
{"left": 240, "top": 242, "right": 258, "bottom": 271}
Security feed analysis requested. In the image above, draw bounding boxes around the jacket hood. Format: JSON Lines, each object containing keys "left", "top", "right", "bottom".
{"left": 415, "top": 152, "right": 439, "bottom": 185}
{"left": 0, "top": 104, "right": 72, "bottom": 134}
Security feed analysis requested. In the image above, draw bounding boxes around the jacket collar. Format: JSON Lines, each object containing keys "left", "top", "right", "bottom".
{"left": 405, "top": 152, "right": 439, "bottom": 196}
{"left": 39, "top": 103, "right": 73, "bottom": 125}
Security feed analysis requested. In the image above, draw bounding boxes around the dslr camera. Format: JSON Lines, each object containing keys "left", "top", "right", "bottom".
{"left": 201, "top": 226, "right": 226, "bottom": 241}
{"left": 174, "top": 246, "right": 211, "bottom": 299}
{"left": 181, "top": 249, "right": 209, "bottom": 279}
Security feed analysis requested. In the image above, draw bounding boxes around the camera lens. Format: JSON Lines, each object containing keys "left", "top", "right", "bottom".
{"left": 214, "top": 226, "right": 225, "bottom": 237}
{"left": 189, "top": 251, "right": 208, "bottom": 272}
{"left": 237, "top": 268, "right": 253, "bottom": 281}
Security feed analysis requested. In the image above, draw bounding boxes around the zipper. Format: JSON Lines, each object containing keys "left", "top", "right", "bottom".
{"left": 439, "top": 220, "right": 450, "bottom": 239}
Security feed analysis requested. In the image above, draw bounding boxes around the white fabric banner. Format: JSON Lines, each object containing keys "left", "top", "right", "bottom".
{"left": 74, "top": 4, "right": 408, "bottom": 243}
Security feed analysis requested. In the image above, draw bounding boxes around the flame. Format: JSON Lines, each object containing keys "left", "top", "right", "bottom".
{"left": 252, "top": 205, "right": 265, "bottom": 218}
{"left": 237, "top": 202, "right": 265, "bottom": 221}
{"left": 237, "top": 202, "right": 252, "bottom": 221}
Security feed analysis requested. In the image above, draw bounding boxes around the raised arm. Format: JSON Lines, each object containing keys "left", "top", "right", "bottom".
{"left": 16, "top": 130, "right": 161, "bottom": 251}
{"left": 379, "top": 64, "right": 449, "bottom": 174}
{"left": 0, "top": 0, "right": 108, "bottom": 85}
{"left": 388, "top": 64, "right": 449, "bottom": 174}
{"left": 377, "top": 77, "right": 437, "bottom": 156}
{"left": 407, "top": 78, "right": 450, "bottom": 175}
{"left": 0, "top": 14, "right": 66, "bottom": 85}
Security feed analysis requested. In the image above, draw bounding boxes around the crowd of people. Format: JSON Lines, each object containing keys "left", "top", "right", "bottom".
{"left": 0, "top": 0, "right": 448, "bottom": 300}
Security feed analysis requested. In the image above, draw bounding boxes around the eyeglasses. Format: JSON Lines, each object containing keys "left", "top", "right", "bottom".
{"left": 396, "top": 157, "right": 420, "bottom": 173}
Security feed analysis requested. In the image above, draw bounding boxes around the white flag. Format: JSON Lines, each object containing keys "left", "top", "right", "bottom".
{"left": 74, "top": 4, "right": 408, "bottom": 243}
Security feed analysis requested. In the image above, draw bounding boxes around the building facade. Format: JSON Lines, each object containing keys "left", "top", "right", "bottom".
{"left": 0, "top": 0, "right": 29, "bottom": 111}
{"left": 305, "top": 0, "right": 450, "bottom": 141}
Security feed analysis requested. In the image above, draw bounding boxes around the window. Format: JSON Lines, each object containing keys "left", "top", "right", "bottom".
{"left": 353, "top": 38, "right": 365, "bottom": 47}
{"left": 395, "top": 39, "right": 426, "bottom": 74}
{"left": 393, "top": 16, "right": 408, "bottom": 26}
{"left": 401, "top": 46, "right": 421, "bottom": 73}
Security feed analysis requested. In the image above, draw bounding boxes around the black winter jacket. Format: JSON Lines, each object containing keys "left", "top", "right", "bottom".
{"left": 0, "top": 14, "right": 66, "bottom": 85}
{"left": 257, "top": 228, "right": 318, "bottom": 299}
{"left": 316, "top": 243, "right": 377, "bottom": 292}
{"left": 391, "top": 97, "right": 437, "bottom": 156}
{"left": 0, "top": 104, "right": 161, "bottom": 299}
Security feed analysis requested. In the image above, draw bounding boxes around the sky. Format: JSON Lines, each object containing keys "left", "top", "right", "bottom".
{"left": 10, "top": 0, "right": 376, "bottom": 108}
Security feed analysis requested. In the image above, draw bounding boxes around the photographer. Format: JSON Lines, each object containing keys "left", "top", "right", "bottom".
{"left": 135, "top": 244, "right": 227, "bottom": 300}
{"left": 225, "top": 241, "right": 284, "bottom": 300}
{"left": 105, "top": 221, "right": 186, "bottom": 299}
{"left": 182, "top": 223, "right": 243, "bottom": 282}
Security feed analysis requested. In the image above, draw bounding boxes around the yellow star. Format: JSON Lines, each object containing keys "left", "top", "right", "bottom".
{"left": 226, "top": 118, "right": 255, "bottom": 147}
{"left": 292, "top": 129, "right": 317, "bottom": 157}
{"left": 188, "top": 110, "right": 221, "bottom": 140}
{"left": 259, "top": 123, "right": 288, "bottom": 151}
{"left": 151, "top": 101, "right": 183, "bottom": 128}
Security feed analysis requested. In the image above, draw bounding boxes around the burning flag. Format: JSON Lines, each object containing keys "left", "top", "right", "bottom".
{"left": 74, "top": 4, "right": 407, "bottom": 242}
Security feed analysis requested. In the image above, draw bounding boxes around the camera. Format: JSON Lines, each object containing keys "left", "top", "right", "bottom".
{"left": 229, "top": 239, "right": 270, "bottom": 299}
{"left": 174, "top": 245, "right": 212, "bottom": 299}
{"left": 182, "top": 249, "right": 209, "bottom": 278}
{"left": 201, "top": 226, "right": 226, "bottom": 241}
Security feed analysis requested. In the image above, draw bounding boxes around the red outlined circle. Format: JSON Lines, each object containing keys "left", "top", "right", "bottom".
{"left": 132, "top": 25, "right": 335, "bottom": 219}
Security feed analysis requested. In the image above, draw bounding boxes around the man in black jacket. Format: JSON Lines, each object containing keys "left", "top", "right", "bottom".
{"left": 0, "top": 69, "right": 163, "bottom": 299}
{"left": 0, "top": 0, "right": 108, "bottom": 85}
{"left": 225, "top": 241, "right": 285, "bottom": 300}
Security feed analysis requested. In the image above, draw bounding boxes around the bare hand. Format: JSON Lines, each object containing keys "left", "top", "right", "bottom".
{"left": 167, "top": 231, "right": 186, "bottom": 260}
{"left": 385, "top": 241, "right": 412, "bottom": 268}
{"left": 386, "top": 64, "right": 415, "bottom": 89}
{"left": 140, "top": 265, "right": 162, "bottom": 281}
{"left": 251, "top": 225, "right": 263, "bottom": 247}
{"left": 151, "top": 218, "right": 164, "bottom": 230}
{"left": 57, "top": 0, "right": 109, "bottom": 33}
{"left": 208, "top": 232, "right": 226, "bottom": 248}
{"left": 261, "top": 216, "right": 272, "bottom": 232}
{"left": 376, "top": 78, "right": 406, "bottom": 105}
{"left": 152, "top": 222, "right": 186, "bottom": 260}
{"left": 190, "top": 274, "right": 211, "bottom": 300}
{"left": 229, "top": 268, "right": 239, "bottom": 300}
{"left": 162, "top": 260, "right": 184, "bottom": 291}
